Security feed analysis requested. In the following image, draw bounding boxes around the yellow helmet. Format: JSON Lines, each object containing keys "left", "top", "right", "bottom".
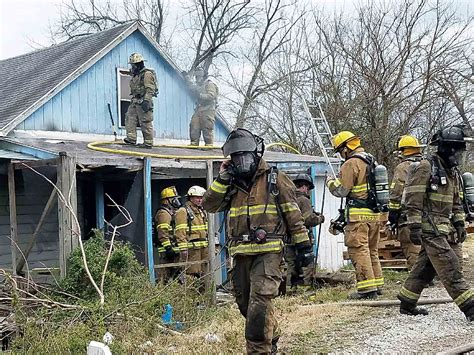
{"left": 332, "top": 131, "right": 360, "bottom": 151}
{"left": 187, "top": 185, "right": 206, "bottom": 197}
{"left": 161, "top": 186, "right": 179, "bottom": 200}
{"left": 398, "top": 135, "right": 422, "bottom": 149}
{"left": 129, "top": 52, "right": 145, "bottom": 64}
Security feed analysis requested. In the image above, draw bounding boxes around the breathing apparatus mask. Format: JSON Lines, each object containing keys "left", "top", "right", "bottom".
{"left": 430, "top": 125, "right": 472, "bottom": 168}
{"left": 168, "top": 197, "right": 182, "bottom": 209}
{"left": 222, "top": 128, "right": 265, "bottom": 180}
{"left": 437, "top": 143, "right": 466, "bottom": 168}
{"left": 131, "top": 62, "right": 144, "bottom": 75}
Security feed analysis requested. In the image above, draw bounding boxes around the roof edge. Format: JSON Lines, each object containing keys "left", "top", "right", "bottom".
{"left": 0, "top": 22, "right": 138, "bottom": 137}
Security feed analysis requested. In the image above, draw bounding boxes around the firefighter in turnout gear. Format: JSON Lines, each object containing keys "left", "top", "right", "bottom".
{"left": 389, "top": 135, "right": 424, "bottom": 269}
{"left": 202, "top": 128, "right": 310, "bottom": 354}
{"left": 155, "top": 186, "right": 184, "bottom": 283}
{"left": 188, "top": 68, "right": 219, "bottom": 146}
{"left": 397, "top": 125, "right": 474, "bottom": 320}
{"left": 124, "top": 52, "right": 158, "bottom": 148}
{"left": 326, "top": 131, "right": 384, "bottom": 299}
{"left": 175, "top": 186, "right": 209, "bottom": 278}
{"left": 286, "top": 174, "right": 325, "bottom": 289}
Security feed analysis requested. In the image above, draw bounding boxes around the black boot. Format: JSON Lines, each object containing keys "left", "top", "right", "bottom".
{"left": 377, "top": 288, "right": 384, "bottom": 296}
{"left": 348, "top": 291, "right": 378, "bottom": 300}
{"left": 400, "top": 301, "right": 428, "bottom": 316}
{"left": 463, "top": 302, "right": 474, "bottom": 321}
{"left": 271, "top": 336, "right": 279, "bottom": 354}
{"left": 123, "top": 138, "right": 136, "bottom": 145}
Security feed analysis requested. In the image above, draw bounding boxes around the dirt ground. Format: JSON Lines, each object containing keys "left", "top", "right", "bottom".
{"left": 153, "top": 236, "right": 474, "bottom": 353}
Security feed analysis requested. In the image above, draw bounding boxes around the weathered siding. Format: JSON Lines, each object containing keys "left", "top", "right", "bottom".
{"left": 19, "top": 30, "right": 229, "bottom": 141}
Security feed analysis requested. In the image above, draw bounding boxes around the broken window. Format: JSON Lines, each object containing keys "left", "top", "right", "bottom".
{"left": 117, "top": 68, "right": 132, "bottom": 127}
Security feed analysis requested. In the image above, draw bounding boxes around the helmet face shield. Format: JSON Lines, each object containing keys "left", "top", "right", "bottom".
{"left": 230, "top": 152, "right": 258, "bottom": 179}
{"left": 222, "top": 136, "right": 257, "bottom": 157}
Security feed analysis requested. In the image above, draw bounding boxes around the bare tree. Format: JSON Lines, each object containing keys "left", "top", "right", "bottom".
{"left": 233, "top": 0, "right": 305, "bottom": 128}
{"left": 183, "top": 0, "right": 256, "bottom": 75}
{"left": 53, "top": 0, "right": 166, "bottom": 43}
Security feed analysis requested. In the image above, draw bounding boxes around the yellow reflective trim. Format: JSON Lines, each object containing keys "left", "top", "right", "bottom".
{"left": 157, "top": 246, "right": 180, "bottom": 253}
{"left": 229, "top": 204, "right": 278, "bottom": 217}
{"left": 328, "top": 179, "right": 341, "bottom": 189}
{"left": 421, "top": 223, "right": 449, "bottom": 234}
{"left": 454, "top": 290, "right": 474, "bottom": 306}
{"left": 191, "top": 225, "right": 208, "bottom": 231}
{"left": 404, "top": 185, "right": 426, "bottom": 193}
{"left": 280, "top": 202, "right": 299, "bottom": 212}
{"left": 452, "top": 213, "right": 465, "bottom": 223}
{"left": 374, "top": 278, "right": 385, "bottom": 286}
{"left": 351, "top": 184, "right": 368, "bottom": 193}
{"left": 229, "top": 240, "right": 283, "bottom": 255}
{"left": 389, "top": 202, "right": 401, "bottom": 209}
{"left": 407, "top": 215, "right": 422, "bottom": 224}
{"left": 293, "top": 232, "right": 309, "bottom": 244}
{"left": 400, "top": 286, "right": 420, "bottom": 301}
{"left": 357, "top": 279, "right": 377, "bottom": 289}
{"left": 175, "top": 224, "right": 188, "bottom": 231}
{"left": 460, "top": 192, "right": 464, "bottom": 198}
{"left": 348, "top": 208, "right": 380, "bottom": 216}
{"left": 429, "top": 193, "right": 453, "bottom": 203}
{"left": 390, "top": 182, "right": 396, "bottom": 189}
{"left": 210, "top": 180, "right": 228, "bottom": 194}
{"left": 157, "top": 223, "right": 171, "bottom": 230}
{"left": 161, "top": 239, "right": 172, "bottom": 247}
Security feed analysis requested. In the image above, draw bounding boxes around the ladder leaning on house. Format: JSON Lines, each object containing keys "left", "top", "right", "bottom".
{"left": 301, "top": 98, "right": 341, "bottom": 177}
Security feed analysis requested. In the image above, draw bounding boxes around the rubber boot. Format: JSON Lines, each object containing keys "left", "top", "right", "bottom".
{"left": 271, "top": 336, "right": 279, "bottom": 354}
{"left": 139, "top": 143, "right": 153, "bottom": 149}
{"left": 377, "top": 288, "right": 384, "bottom": 296}
{"left": 463, "top": 303, "right": 474, "bottom": 322}
{"left": 348, "top": 290, "right": 378, "bottom": 300}
{"left": 123, "top": 138, "right": 136, "bottom": 145}
{"left": 399, "top": 301, "right": 428, "bottom": 316}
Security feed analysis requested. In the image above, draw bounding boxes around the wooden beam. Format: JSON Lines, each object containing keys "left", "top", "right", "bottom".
{"left": 13, "top": 158, "right": 58, "bottom": 170}
{"left": 8, "top": 163, "right": 18, "bottom": 275}
{"left": 153, "top": 260, "right": 208, "bottom": 269}
{"left": 206, "top": 160, "right": 217, "bottom": 304}
{"left": 57, "top": 152, "right": 78, "bottom": 278}
{"left": 16, "top": 188, "right": 57, "bottom": 274}
{"left": 143, "top": 157, "right": 155, "bottom": 285}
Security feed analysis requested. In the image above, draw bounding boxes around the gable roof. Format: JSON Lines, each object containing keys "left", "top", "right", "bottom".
{"left": 0, "top": 21, "right": 232, "bottom": 136}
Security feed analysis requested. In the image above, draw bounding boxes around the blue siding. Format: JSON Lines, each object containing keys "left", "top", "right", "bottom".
{"left": 21, "top": 30, "right": 229, "bottom": 141}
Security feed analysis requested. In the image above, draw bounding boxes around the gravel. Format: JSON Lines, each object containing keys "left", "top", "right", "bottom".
{"left": 342, "top": 287, "right": 474, "bottom": 353}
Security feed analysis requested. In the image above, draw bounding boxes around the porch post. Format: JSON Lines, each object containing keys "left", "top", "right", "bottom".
{"left": 143, "top": 157, "right": 155, "bottom": 284}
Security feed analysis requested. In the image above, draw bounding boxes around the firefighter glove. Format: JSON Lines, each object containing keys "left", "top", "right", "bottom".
{"left": 388, "top": 210, "right": 400, "bottom": 226}
{"left": 141, "top": 100, "right": 151, "bottom": 112}
{"left": 164, "top": 245, "right": 176, "bottom": 260}
{"left": 296, "top": 241, "right": 314, "bottom": 268}
{"left": 409, "top": 223, "right": 423, "bottom": 245}
{"left": 315, "top": 212, "right": 325, "bottom": 224}
{"left": 453, "top": 221, "right": 467, "bottom": 243}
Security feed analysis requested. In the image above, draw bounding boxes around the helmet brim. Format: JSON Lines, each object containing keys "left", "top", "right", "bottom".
{"left": 293, "top": 179, "right": 315, "bottom": 190}
{"left": 222, "top": 136, "right": 257, "bottom": 157}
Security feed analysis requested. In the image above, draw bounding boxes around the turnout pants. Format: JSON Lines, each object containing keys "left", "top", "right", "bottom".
{"left": 156, "top": 253, "right": 181, "bottom": 284}
{"left": 397, "top": 225, "right": 421, "bottom": 270}
{"left": 344, "top": 222, "right": 384, "bottom": 293}
{"left": 186, "top": 246, "right": 209, "bottom": 276}
{"left": 398, "top": 233, "right": 474, "bottom": 315}
{"left": 232, "top": 253, "right": 282, "bottom": 354}
{"left": 189, "top": 109, "right": 215, "bottom": 146}
{"left": 125, "top": 103, "right": 154, "bottom": 146}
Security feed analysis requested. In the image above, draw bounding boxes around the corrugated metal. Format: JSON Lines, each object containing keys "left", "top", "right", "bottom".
{"left": 19, "top": 30, "right": 229, "bottom": 141}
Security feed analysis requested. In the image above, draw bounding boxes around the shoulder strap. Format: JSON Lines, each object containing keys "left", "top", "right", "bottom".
{"left": 184, "top": 205, "right": 195, "bottom": 236}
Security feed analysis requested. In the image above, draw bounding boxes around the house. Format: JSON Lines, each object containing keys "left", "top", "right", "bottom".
{"left": 0, "top": 22, "right": 344, "bottom": 285}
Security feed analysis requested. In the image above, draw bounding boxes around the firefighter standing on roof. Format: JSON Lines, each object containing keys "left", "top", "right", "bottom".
{"left": 388, "top": 135, "right": 424, "bottom": 269}
{"left": 175, "top": 186, "right": 209, "bottom": 279}
{"left": 155, "top": 186, "right": 183, "bottom": 283}
{"left": 202, "top": 128, "right": 310, "bottom": 354}
{"left": 397, "top": 125, "right": 474, "bottom": 320}
{"left": 123, "top": 52, "right": 158, "bottom": 149}
{"left": 188, "top": 68, "right": 219, "bottom": 146}
{"left": 286, "top": 174, "right": 325, "bottom": 290}
{"left": 326, "top": 131, "right": 385, "bottom": 299}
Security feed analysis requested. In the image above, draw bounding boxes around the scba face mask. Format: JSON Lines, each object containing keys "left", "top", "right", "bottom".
{"left": 230, "top": 152, "right": 258, "bottom": 179}
{"left": 438, "top": 143, "right": 466, "bottom": 168}
{"left": 169, "top": 197, "right": 182, "bottom": 209}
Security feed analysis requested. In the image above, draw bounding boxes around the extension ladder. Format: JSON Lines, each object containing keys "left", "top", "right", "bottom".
{"left": 301, "top": 98, "right": 341, "bottom": 177}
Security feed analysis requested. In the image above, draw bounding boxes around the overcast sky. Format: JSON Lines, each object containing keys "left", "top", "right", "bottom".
{"left": 0, "top": 0, "right": 471, "bottom": 60}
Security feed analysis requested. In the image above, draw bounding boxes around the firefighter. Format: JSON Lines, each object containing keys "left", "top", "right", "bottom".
{"left": 202, "top": 128, "right": 310, "bottom": 354}
{"left": 155, "top": 186, "right": 184, "bottom": 283}
{"left": 188, "top": 68, "right": 219, "bottom": 146}
{"left": 286, "top": 174, "right": 325, "bottom": 289}
{"left": 326, "top": 131, "right": 384, "bottom": 299}
{"left": 388, "top": 135, "right": 424, "bottom": 269}
{"left": 397, "top": 125, "right": 474, "bottom": 320}
{"left": 123, "top": 53, "right": 158, "bottom": 148}
{"left": 175, "top": 186, "right": 209, "bottom": 279}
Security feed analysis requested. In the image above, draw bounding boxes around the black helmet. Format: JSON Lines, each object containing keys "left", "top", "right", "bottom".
{"left": 430, "top": 125, "right": 473, "bottom": 146}
{"left": 293, "top": 173, "right": 314, "bottom": 190}
{"left": 222, "top": 128, "right": 264, "bottom": 157}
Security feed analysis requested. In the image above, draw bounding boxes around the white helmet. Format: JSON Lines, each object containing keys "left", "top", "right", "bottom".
{"left": 187, "top": 185, "right": 206, "bottom": 197}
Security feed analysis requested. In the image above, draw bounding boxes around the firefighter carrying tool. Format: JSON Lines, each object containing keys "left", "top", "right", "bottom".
{"left": 397, "top": 125, "right": 474, "bottom": 320}
{"left": 202, "top": 128, "right": 309, "bottom": 354}
{"left": 326, "top": 131, "right": 388, "bottom": 299}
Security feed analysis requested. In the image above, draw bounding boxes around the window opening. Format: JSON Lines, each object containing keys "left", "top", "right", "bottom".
{"left": 117, "top": 68, "right": 133, "bottom": 127}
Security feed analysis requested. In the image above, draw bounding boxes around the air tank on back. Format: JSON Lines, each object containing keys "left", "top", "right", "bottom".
{"left": 462, "top": 172, "right": 474, "bottom": 220}
{"left": 375, "top": 164, "right": 389, "bottom": 211}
